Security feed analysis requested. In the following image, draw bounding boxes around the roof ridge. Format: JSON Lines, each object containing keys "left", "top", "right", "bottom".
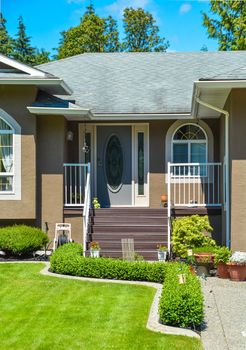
{"left": 37, "top": 51, "right": 246, "bottom": 68}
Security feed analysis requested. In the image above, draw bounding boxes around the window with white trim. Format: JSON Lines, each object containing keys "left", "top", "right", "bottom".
{"left": 172, "top": 124, "right": 207, "bottom": 176}
{"left": 0, "top": 117, "right": 14, "bottom": 192}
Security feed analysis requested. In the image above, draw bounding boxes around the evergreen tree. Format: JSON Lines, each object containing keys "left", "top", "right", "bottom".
{"left": 0, "top": 13, "right": 13, "bottom": 57}
{"left": 203, "top": 0, "right": 246, "bottom": 51}
{"left": 12, "top": 16, "right": 36, "bottom": 64}
{"left": 200, "top": 44, "right": 208, "bottom": 52}
{"left": 105, "top": 16, "right": 120, "bottom": 52}
{"left": 122, "top": 7, "right": 169, "bottom": 52}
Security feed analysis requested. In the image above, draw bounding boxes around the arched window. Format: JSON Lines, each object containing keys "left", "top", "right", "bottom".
{"left": 0, "top": 117, "right": 14, "bottom": 192}
{"left": 172, "top": 124, "right": 207, "bottom": 164}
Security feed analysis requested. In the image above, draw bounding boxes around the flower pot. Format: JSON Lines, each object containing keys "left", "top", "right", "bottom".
{"left": 196, "top": 264, "right": 211, "bottom": 277}
{"left": 157, "top": 250, "right": 167, "bottom": 261}
{"left": 160, "top": 194, "right": 168, "bottom": 207}
{"left": 90, "top": 249, "right": 100, "bottom": 258}
{"left": 194, "top": 253, "right": 214, "bottom": 277}
{"left": 217, "top": 262, "right": 230, "bottom": 279}
{"left": 194, "top": 253, "right": 215, "bottom": 265}
{"left": 160, "top": 194, "right": 168, "bottom": 202}
{"left": 227, "top": 263, "right": 246, "bottom": 281}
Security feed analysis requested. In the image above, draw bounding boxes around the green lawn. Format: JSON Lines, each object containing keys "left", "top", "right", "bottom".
{"left": 0, "top": 263, "right": 202, "bottom": 350}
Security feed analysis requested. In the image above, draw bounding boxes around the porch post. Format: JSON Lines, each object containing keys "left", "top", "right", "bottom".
{"left": 167, "top": 162, "right": 171, "bottom": 253}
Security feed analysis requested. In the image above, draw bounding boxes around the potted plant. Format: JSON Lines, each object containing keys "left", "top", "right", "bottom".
{"left": 90, "top": 241, "right": 100, "bottom": 258}
{"left": 160, "top": 194, "right": 168, "bottom": 207}
{"left": 227, "top": 251, "right": 246, "bottom": 281}
{"left": 214, "top": 246, "right": 231, "bottom": 279}
{"left": 157, "top": 244, "right": 168, "bottom": 261}
{"left": 193, "top": 246, "right": 217, "bottom": 277}
{"left": 186, "top": 252, "right": 196, "bottom": 275}
{"left": 92, "top": 197, "right": 100, "bottom": 209}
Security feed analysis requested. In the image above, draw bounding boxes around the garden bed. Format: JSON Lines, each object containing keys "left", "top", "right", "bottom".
{"left": 51, "top": 243, "right": 204, "bottom": 330}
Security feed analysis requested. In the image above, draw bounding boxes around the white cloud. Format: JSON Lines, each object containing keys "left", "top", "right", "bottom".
{"left": 106, "top": 0, "right": 150, "bottom": 16}
{"left": 179, "top": 3, "right": 192, "bottom": 15}
{"left": 67, "top": 0, "right": 85, "bottom": 4}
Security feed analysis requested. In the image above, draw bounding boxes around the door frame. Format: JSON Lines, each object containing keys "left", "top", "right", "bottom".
{"left": 79, "top": 123, "right": 149, "bottom": 207}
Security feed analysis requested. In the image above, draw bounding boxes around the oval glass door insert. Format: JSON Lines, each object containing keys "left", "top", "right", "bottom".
{"left": 105, "top": 135, "right": 123, "bottom": 192}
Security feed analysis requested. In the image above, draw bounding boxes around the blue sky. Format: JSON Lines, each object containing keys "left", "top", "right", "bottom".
{"left": 1, "top": 0, "right": 217, "bottom": 55}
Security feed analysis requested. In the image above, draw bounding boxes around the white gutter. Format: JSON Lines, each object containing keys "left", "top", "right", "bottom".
{"left": 196, "top": 97, "right": 230, "bottom": 248}
{"left": 92, "top": 113, "right": 191, "bottom": 121}
{"left": 0, "top": 78, "right": 72, "bottom": 95}
{"left": 195, "top": 80, "right": 246, "bottom": 89}
{"left": 27, "top": 106, "right": 91, "bottom": 117}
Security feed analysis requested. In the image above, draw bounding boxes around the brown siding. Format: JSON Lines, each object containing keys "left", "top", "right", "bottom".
{"left": 229, "top": 89, "right": 246, "bottom": 251}
{"left": 149, "top": 120, "right": 173, "bottom": 207}
{"left": 64, "top": 214, "right": 84, "bottom": 244}
{"left": 37, "top": 116, "right": 65, "bottom": 240}
{"left": 0, "top": 85, "right": 37, "bottom": 219}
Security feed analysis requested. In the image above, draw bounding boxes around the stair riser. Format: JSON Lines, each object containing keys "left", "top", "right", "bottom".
{"left": 91, "top": 209, "right": 167, "bottom": 216}
{"left": 92, "top": 226, "right": 167, "bottom": 233}
{"left": 91, "top": 218, "right": 167, "bottom": 224}
{"left": 92, "top": 234, "right": 167, "bottom": 241}
{"left": 96, "top": 242, "right": 167, "bottom": 249}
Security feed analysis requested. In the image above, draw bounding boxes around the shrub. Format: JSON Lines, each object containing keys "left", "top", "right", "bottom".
{"left": 0, "top": 225, "right": 48, "bottom": 257}
{"left": 172, "top": 215, "right": 216, "bottom": 257}
{"left": 214, "top": 246, "right": 231, "bottom": 266}
{"left": 159, "top": 263, "right": 203, "bottom": 328}
{"left": 192, "top": 246, "right": 218, "bottom": 254}
{"left": 51, "top": 244, "right": 204, "bottom": 329}
{"left": 50, "top": 243, "right": 167, "bottom": 283}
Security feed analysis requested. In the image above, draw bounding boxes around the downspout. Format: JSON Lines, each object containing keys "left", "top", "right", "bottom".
{"left": 196, "top": 98, "right": 230, "bottom": 248}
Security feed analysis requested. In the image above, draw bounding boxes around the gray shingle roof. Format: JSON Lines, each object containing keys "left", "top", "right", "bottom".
{"left": 201, "top": 65, "right": 246, "bottom": 81}
{"left": 37, "top": 52, "right": 246, "bottom": 114}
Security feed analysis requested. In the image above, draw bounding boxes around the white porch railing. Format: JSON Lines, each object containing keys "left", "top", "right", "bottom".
{"left": 167, "top": 162, "right": 222, "bottom": 253}
{"left": 167, "top": 162, "right": 222, "bottom": 207}
{"left": 64, "top": 163, "right": 89, "bottom": 207}
{"left": 82, "top": 164, "right": 91, "bottom": 256}
{"left": 63, "top": 163, "right": 91, "bottom": 256}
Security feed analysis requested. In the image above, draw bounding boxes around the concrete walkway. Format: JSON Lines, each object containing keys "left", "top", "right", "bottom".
{"left": 201, "top": 277, "right": 246, "bottom": 350}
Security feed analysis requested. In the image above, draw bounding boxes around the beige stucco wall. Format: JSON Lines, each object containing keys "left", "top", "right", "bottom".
{"left": 36, "top": 116, "right": 66, "bottom": 240}
{"left": 0, "top": 85, "right": 37, "bottom": 219}
{"left": 229, "top": 89, "right": 246, "bottom": 251}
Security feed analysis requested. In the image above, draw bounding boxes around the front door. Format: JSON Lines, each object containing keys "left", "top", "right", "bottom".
{"left": 97, "top": 126, "right": 132, "bottom": 207}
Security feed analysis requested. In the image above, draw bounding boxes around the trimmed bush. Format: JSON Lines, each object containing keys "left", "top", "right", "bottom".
{"left": 0, "top": 225, "right": 48, "bottom": 257}
{"left": 172, "top": 215, "right": 216, "bottom": 257}
{"left": 51, "top": 243, "right": 204, "bottom": 329}
{"left": 159, "top": 263, "right": 203, "bottom": 328}
{"left": 50, "top": 243, "right": 167, "bottom": 283}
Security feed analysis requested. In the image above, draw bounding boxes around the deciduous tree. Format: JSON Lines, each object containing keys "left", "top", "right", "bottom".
{"left": 122, "top": 7, "right": 169, "bottom": 52}
{"left": 57, "top": 4, "right": 108, "bottom": 58}
{"left": 202, "top": 0, "right": 246, "bottom": 50}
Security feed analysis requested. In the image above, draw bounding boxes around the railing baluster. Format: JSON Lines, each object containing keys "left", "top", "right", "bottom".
{"left": 179, "top": 166, "right": 181, "bottom": 205}
{"left": 70, "top": 166, "right": 72, "bottom": 205}
{"left": 79, "top": 166, "right": 82, "bottom": 205}
{"left": 217, "top": 165, "right": 220, "bottom": 205}
{"left": 65, "top": 166, "right": 67, "bottom": 206}
{"left": 213, "top": 165, "right": 215, "bottom": 205}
